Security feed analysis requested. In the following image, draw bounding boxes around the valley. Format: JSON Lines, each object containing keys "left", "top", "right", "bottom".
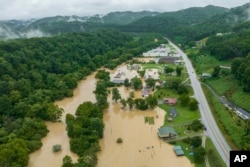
{"left": 0, "top": 2, "right": 249, "bottom": 167}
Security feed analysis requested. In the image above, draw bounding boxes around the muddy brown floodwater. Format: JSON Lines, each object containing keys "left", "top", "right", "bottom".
{"left": 28, "top": 64, "right": 192, "bottom": 167}
{"left": 97, "top": 86, "right": 192, "bottom": 167}
{"left": 28, "top": 73, "right": 97, "bottom": 167}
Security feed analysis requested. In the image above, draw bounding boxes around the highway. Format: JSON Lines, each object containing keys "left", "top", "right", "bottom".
{"left": 168, "top": 40, "right": 231, "bottom": 167}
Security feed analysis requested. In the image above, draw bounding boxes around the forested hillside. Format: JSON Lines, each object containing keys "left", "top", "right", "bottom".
{"left": 0, "top": 11, "right": 159, "bottom": 39}
{"left": 118, "top": 5, "right": 229, "bottom": 42}
{"left": 0, "top": 30, "right": 165, "bottom": 166}
{"left": 199, "top": 28, "right": 250, "bottom": 92}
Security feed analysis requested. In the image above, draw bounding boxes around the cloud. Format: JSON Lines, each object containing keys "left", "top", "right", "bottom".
{"left": 21, "top": 29, "right": 50, "bottom": 38}
{"left": 0, "top": 0, "right": 249, "bottom": 20}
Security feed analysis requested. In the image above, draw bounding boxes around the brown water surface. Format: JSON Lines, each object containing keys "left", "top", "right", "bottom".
{"left": 28, "top": 73, "right": 97, "bottom": 167}
{"left": 97, "top": 87, "right": 192, "bottom": 167}
{"left": 28, "top": 64, "right": 191, "bottom": 167}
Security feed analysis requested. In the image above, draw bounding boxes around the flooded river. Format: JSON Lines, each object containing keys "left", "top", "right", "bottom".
{"left": 28, "top": 73, "right": 97, "bottom": 167}
{"left": 28, "top": 64, "right": 192, "bottom": 167}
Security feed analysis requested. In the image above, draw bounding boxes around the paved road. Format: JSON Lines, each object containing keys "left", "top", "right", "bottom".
{"left": 168, "top": 40, "right": 231, "bottom": 167}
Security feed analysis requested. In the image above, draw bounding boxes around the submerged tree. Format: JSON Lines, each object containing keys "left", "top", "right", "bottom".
{"left": 112, "top": 87, "right": 121, "bottom": 102}
{"left": 120, "top": 98, "right": 127, "bottom": 109}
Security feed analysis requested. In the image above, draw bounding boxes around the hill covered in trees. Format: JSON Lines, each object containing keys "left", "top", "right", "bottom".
{"left": 0, "top": 5, "right": 228, "bottom": 39}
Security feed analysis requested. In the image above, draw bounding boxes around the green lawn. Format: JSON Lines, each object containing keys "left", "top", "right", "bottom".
{"left": 159, "top": 103, "right": 200, "bottom": 126}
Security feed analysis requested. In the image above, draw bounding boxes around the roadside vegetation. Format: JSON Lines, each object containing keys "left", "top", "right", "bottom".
{"left": 185, "top": 32, "right": 250, "bottom": 151}
{"left": 205, "top": 137, "right": 226, "bottom": 167}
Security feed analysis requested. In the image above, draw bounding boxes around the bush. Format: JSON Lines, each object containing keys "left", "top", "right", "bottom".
{"left": 116, "top": 137, "right": 123, "bottom": 144}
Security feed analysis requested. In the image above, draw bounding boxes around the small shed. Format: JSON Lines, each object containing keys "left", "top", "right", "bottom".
{"left": 158, "top": 126, "right": 177, "bottom": 139}
{"left": 170, "top": 108, "right": 178, "bottom": 117}
{"left": 174, "top": 145, "right": 184, "bottom": 156}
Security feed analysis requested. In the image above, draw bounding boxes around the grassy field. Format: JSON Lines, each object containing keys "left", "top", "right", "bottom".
{"left": 159, "top": 103, "right": 200, "bottom": 126}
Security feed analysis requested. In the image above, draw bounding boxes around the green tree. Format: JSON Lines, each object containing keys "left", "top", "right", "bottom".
{"left": 129, "top": 92, "right": 135, "bottom": 98}
{"left": 146, "top": 95, "right": 158, "bottom": 109}
{"left": 177, "top": 84, "right": 189, "bottom": 94}
{"left": 191, "top": 136, "right": 202, "bottom": 148}
{"left": 120, "top": 98, "right": 127, "bottom": 109}
{"left": 193, "top": 147, "right": 206, "bottom": 163}
{"left": 0, "top": 139, "right": 29, "bottom": 167}
{"left": 112, "top": 87, "right": 121, "bottom": 102}
{"left": 138, "top": 70, "right": 145, "bottom": 78}
{"left": 90, "top": 117, "right": 104, "bottom": 138}
{"left": 124, "top": 78, "right": 130, "bottom": 87}
{"left": 212, "top": 66, "right": 220, "bottom": 78}
{"left": 127, "top": 97, "right": 134, "bottom": 110}
{"left": 134, "top": 98, "right": 148, "bottom": 110}
{"left": 62, "top": 155, "right": 73, "bottom": 167}
{"left": 178, "top": 94, "right": 190, "bottom": 107}
{"left": 145, "top": 78, "right": 156, "bottom": 89}
{"left": 176, "top": 66, "right": 183, "bottom": 77}
{"left": 131, "top": 77, "right": 142, "bottom": 90}
{"left": 189, "top": 98, "right": 198, "bottom": 111}
{"left": 243, "top": 67, "right": 250, "bottom": 92}
{"left": 190, "top": 119, "right": 203, "bottom": 131}
{"left": 164, "top": 66, "right": 174, "bottom": 75}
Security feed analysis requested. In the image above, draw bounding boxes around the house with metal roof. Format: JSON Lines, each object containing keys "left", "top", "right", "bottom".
{"left": 157, "top": 126, "right": 177, "bottom": 139}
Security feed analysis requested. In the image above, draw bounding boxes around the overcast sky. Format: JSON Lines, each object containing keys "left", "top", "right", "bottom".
{"left": 0, "top": 0, "right": 249, "bottom": 20}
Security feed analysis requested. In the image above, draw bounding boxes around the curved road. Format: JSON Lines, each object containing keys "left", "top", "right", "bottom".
{"left": 168, "top": 40, "right": 231, "bottom": 167}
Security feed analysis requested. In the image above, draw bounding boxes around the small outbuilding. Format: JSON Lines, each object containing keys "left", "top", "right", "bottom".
{"left": 164, "top": 98, "right": 177, "bottom": 105}
{"left": 170, "top": 108, "right": 178, "bottom": 117}
{"left": 174, "top": 145, "right": 184, "bottom": 156}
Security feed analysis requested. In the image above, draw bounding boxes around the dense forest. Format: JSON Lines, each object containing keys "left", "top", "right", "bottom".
{"left": 202, "top": 30, "right": 250, "bottom": 60}
{"left": 0, "top": 30, "right": 165, "bottom": 166}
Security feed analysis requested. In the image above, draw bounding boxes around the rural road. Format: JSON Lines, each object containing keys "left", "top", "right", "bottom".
{"left": 168, "top": 40, "right": 231, "bottom": 167}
